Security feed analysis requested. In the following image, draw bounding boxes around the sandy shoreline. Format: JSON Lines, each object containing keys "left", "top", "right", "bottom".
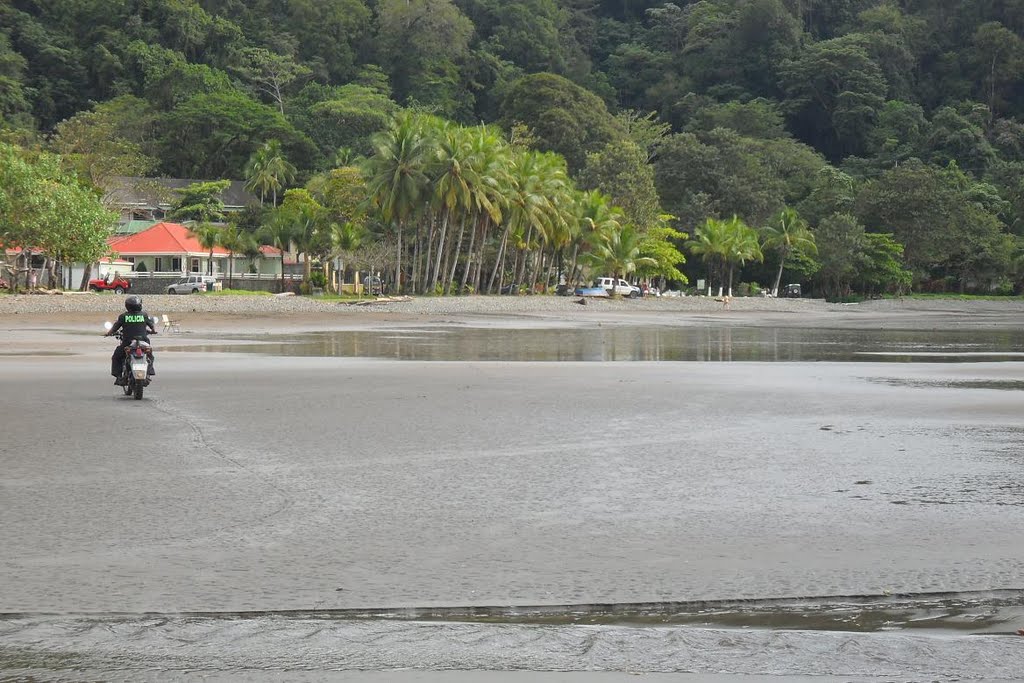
{"left": 3, "top": 293, "right": 1023, "bottom": 680}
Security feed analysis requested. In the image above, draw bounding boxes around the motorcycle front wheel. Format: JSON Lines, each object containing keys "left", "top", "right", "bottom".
{"left": 133, "top": 382, "right": 144, "bottom": 400}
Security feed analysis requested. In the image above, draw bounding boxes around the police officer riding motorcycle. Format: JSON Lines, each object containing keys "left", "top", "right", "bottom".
{"left": 105, "top": 295, "right": 157, "bottom": 385}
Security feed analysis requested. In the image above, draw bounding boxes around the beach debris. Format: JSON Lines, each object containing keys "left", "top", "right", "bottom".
{"left": 575, "top": 297, "right": 587, "bottom": 305}
{"left": 347, "top": 295, "right": 412, "bottom": 306}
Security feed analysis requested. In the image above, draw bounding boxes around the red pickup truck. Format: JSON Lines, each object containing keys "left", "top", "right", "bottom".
{"left": 88, "top": 276, "right": 131, "bottom": 294}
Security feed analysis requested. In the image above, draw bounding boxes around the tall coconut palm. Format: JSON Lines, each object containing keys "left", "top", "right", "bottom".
{"left": 521, "top": 152, "right": 575, "bottom": 290}
{"left": 188, "top": 223, "right": 222, "bottom": 276}
{"left": 457, "top": 127, "right": 511, "bottom": 294}
{"left": 245, "top": 139, "right": 296, "bottom": 206}
{"left": 491, "top": 150, "right": 568, "bottom": 293}
{"left": 364, "top": 113, "right": 433, "bottom": 293}
{"left": 572, "top": 190, "right": 623, "bottom": 285}
{"left": 761, "top": 207, "right": 816, "bottom": 297}
{"left": 430, "top": 124, "right": 477, "bottom": 292}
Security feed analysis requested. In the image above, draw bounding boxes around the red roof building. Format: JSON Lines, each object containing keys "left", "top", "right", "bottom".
{"left": 108, "top": 222, "right": 282, "bottom": 276}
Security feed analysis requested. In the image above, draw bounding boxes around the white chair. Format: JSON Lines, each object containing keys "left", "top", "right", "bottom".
{"left": 161, "top": 313, "right": 181, "bottom": 334}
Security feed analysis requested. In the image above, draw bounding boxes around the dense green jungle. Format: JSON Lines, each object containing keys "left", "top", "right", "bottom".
{"left": 2, "top": 0, "right": 1024, "bottom": 297}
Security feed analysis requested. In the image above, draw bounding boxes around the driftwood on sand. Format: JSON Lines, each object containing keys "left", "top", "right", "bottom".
{"left": 346, "top": 296, "right": 413, "bottom": 306}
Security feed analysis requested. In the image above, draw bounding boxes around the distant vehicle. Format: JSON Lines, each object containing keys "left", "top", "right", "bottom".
{"left": 595, "top": 277, "right": 641, "bottom": 298}
{"left": 88, "top": 276, "right": 131, "bottom": 294}
{"left": 573, "top": 285, "right": 609, "bottom": 297}
{"left": 166, "top": 275, "right": 217, "bottom": 294}
{"left": 499, "top": 282, "right": 520, "bottom": 295}
{"left": 783, "top": 283, "right": 802, "bottom": 298}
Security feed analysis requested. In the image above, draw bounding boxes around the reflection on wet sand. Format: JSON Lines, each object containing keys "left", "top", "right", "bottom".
{"left": 160, "top": 325, "right": 1024, "bottom": 362}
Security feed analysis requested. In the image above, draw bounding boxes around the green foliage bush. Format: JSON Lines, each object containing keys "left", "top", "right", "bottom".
{"left": 308, "top": 270, "right": 327, "bottom": 288}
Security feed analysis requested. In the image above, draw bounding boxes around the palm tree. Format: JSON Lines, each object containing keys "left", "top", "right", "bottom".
{"left": 188, "top": 223, "right": 222, "bottom": 276}
{"left": 491, "top": 150, "right": 568, "bottom": 293}
{"left": 585, "top": 222, "right": 656, "bottom": 297}
{"left": 723, "top": 215, "right": 763, "bottom": 297}
{"left": 364, "top": 113, "right": 433, "bottom": 293}
{"left": 331, "top": 221, "right": 366, "bottom": 294}
{"left": 259, "top": 216, "right": 295, "bottom": 293}
{"left": 687, "top": 218, "right": 731, "bottom": 296}
{"left": 761, "top": 207, "right": 816, "bottom": 297}
{"left": 245, "top": 139, "right": 296, "bottom": 206}
{"left": 238, "top": 232, "right": 262, "bottom": 277}
{"left": 273, "top": 189, "right": 327, "bottom": 284}
{"left": 218, "top": 224, "right": 244, "bottom": 288}
{"left": 457, "top": 127, "right": 510, "bottom": 294}
{"left": 572, "top": 190, "right": 623, "bottom": 285}
{"left": 430, "top": 125, "right": 473, "bottom": 293}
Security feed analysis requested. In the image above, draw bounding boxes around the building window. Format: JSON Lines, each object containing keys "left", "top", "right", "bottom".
{"left": 172, "top": 257, "right": 182, "bottom": 272}
{"left": 154, "top": 257, "right": 163, "bottom": 271}
{"left": 190, "top": 258, "right": 200, "bottom": 272}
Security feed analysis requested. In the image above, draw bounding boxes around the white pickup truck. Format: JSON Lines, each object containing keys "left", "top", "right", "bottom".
{"left": 596, "top": 277, "right": 641, "bottom": 298}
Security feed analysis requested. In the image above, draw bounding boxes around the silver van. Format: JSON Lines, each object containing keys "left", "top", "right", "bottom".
{"left": 166, "top": 275, "right": 217, "bottom": 294}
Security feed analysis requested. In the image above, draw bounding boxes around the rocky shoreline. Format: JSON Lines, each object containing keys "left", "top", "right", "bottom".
{"left": 0, "top": 291, "right": 1014, "bottom": 313}
{"left": 2, "top": 292, "right": 1023, "bottom": 330}
{"left": 0, "top": 291, "right": 832, "bottom": 314}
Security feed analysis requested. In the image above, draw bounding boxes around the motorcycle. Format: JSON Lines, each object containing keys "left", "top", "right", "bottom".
{"left": 104, "top": 321, "right": 157, "bottom": 400}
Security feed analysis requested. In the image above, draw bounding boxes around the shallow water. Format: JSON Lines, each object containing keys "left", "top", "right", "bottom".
{"left": 3, "top": 593, "right": 1024, "bottom": 682}
{"left": 161, "top": 326, "right": 1024, "bottom": 362}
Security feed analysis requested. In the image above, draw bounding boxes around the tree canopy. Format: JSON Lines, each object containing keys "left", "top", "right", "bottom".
{"left": 3, "top": 0, "right": 1024, "bottom": 295}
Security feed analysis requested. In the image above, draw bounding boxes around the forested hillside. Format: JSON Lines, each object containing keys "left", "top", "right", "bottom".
{"left": 2, "top": 0, "right": 1023, "bottom": 296}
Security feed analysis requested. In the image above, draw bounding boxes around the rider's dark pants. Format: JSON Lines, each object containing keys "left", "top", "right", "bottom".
{"left": 112, "top": 339, "right": 154, "bottom": 377}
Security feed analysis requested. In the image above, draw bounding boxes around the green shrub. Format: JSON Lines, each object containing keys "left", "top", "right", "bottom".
{"left": 308, "top": 270, "right": 326, "bottom": 288}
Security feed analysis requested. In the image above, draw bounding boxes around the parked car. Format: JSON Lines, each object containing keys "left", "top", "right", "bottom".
{"left": 88, "top": 276, "right": 131, "bottom": 294}
{"left": 595, "top": 277, "right": 641, "bottom": 298}
{"left": 783, "top": 283, "right": 802, "bottom": 298}
{"left": 166, "top": 275, "right": 217, "bottom": 294}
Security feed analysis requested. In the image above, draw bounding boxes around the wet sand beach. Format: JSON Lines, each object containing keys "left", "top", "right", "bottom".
{"left": 1, "top": 295, "right": 1023, "bottom": 680}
